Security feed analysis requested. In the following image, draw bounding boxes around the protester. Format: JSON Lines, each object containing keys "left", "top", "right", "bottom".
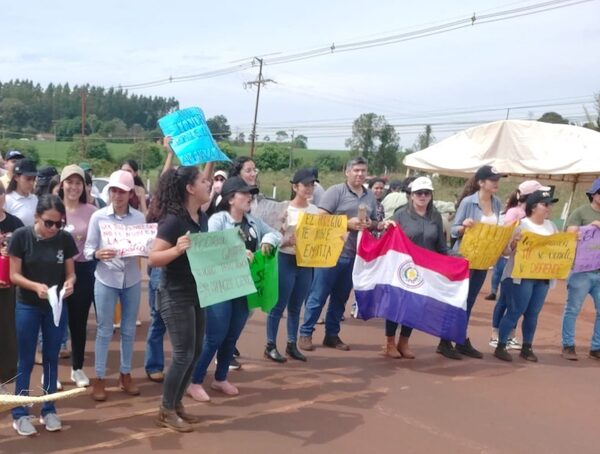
{"left": 5, "top": 159, "right": 38, "bottom": 226}
{"left": 265, "top": 169, "right": 319, "bottom": 363}
{"left": 84, "top": 170, "right": 145, "bottom": 401}
{"left": 188, "top": 176, "right": 281, "bottom": 399}
{"left": 0, "top": 181, "right": 24, "bottom": 393}
{"left": 59, "top": 165, "right": 97, "bottom": 387}
{"left": 299, "top": 157, "right": 380, "bottom": 352}
{"left": 0, "top": 150, "right": 25, "bottom": 189}
{"left": 121, "top": 159, "right": 147, "bottom": 214}
{"left": 450, "top": 165, "right": 505, "bottom": 358}
{"left": 561, "top": 178, "right": 600, "bottom": 360}
{"left": 368, "top": 178, "right": 386, "bottom": 222}
{"left": 9, "top": 195, "right": 77, "bottom": 436}
{"left": 381, "top": 179, "right": 406, "bottom": 220}
{"left": 148, "top": 165, "right": 212, "bottom": 432}
{"left": 204, "top": 169, "right": 227, "bottom": 216}
{"left": 309, "top": 167, "right": 325, "bottom": 206}
{"left": 35, "top": 166, "right": 59, "bottom": 196}
{"left": 384, "top": 177, "right": 462, "bottom": 360}
{"left": 84, "top": 171, "right": 106, "bottom": 208}
{"left": 494, "top": 190, "right": 560, "bottom": 362}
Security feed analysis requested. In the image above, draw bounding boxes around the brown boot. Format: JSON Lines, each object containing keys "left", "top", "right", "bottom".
{"left": 397, "top": 336, "right": 415, "bottom": 359}
{"left": 91, "top": 378, "right": 106, "bottom": 402}
{"left": 383, "top": 336, "right": 401, "bottom": 358}
{"left": 119, "top": 373, "right": 140, "bottom": 396}
{"left": 157, "top": 406, "right": 193, "bottom": 433}
{"left": 298, "top": 335, "right": 314, "bottom": 351}
{"left": 175, "top": 402, "right": 202, "bottom": 424}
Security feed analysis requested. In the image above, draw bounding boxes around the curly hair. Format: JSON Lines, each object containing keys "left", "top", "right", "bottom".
{"left": 455, "top": 176, "right": 480, "bottom": 208}
{"left": 152, "top": 166, "right": 200, "bottom": 220}
{"left": 229, "top": 156, "right": 254, "bottom": 177}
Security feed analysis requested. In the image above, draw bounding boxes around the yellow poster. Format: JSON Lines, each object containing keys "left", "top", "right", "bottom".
{"left": 295, "top": 213, "right": 347, "bottom": 267}
{"left": 512, "top": 231, "right": 577, "bottom": 279}
{"left": 459, "top": 222, "right": 516, "bottom": 270}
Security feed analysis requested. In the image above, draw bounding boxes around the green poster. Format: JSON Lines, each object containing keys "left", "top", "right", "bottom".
{"left": 187, "top": 228, "right": 256, "bottom": 307}
{"left": 247, "top": 250, "right": 279, "bottom": 313}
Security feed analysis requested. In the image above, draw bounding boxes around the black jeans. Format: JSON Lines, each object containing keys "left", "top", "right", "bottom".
{"left": 0, "top": 286, "right": 17, "bottom": 383}
{"left": 66, "top": 261, "right": 96, "bottom": 371}
{"left": 158, "top": 280, "right": 205, "bottom": 410}
{"left": 385, "top": 320, "right": 413, "bottom": 338}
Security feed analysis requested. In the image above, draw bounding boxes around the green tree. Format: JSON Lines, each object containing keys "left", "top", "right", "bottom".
{"left": 414, "top": 124, "right": 435, "bottom": 151}
{"left": 68, "top": 134, "right": 112, "bottom": 162}
{"left": 255, "top": 143, "right": 289, "bottom": 171}
{"left": 537, "top": 111, "right": 569, "bottom": 124}
{"left": 315, "top": 153, "right": 346, "bottom": 172}
{"left": 233, "top": 132, "right": 245, "bottom": 145}
{"left": 126, "top": 142, "right": 163, "bottom": 170}
{"left": 0, "top": 139, "right": 40, "bottom": 164}
{"left": 275, "top": 130, "right": 288, "bottom": 142}
{"left": 346, "top": 113, "right": 399, "bottom": 173}
{"left": 206, "top": 115, "right": 231, "bottom": 141}
{"left": 373, "top": 124, "right": 399, "bottom": 173}
{"left": 293, "top": 134, "right": 308, "bottom": 149}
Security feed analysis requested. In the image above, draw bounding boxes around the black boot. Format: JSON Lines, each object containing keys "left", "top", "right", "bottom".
{"left": 494, "top": 342, "right": 513, "bottom": 361}
{"left": 436, "top": 340, "right": 462, "bottom": 360}
{"left": 456, "top": 338, "right": 484, "bottom": 359}
{"left": 264, "top": 343, "right": 287, "bottom": 363}
{"left": 286, "top": 342, "right": 307, "bottom": 362}
{"left": 520, "top": 343, "right": 538, "bottom": 362}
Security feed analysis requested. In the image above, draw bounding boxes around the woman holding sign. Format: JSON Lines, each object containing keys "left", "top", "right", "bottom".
{"left": 494, "top": 190, "right": 559, "bottom": 362}
{"left": 148, "top": 165, "right": 211, "bottom": 432}
{"left": 264, "top": 169, "right": 319, "bottom": 363}
{"left": 189, "top": 176, "right": 281, "bottom": 398}
{"left": 450, "top": 165, "right": 506, "bottom": 359}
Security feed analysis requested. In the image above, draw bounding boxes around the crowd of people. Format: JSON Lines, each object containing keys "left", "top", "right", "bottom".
{"left": 0, "top": 140, "right": 598, "bottom": 436}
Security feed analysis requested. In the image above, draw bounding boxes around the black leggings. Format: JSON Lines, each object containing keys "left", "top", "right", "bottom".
{"left": 385, "top": 320, "right": 413, "bottom": 338}
{"left": 66, "top": 261, "right": 96, "bottom": 371}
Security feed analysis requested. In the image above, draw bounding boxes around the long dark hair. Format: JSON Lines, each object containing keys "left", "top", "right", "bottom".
{"left": 456, "top": 176, "right": 480, "bottom": 208}
{"left": 229, "top": 156, "right": 254, "bottom": 177}
{"left": 503, "top": 190, "right": 521, "bottom": 213}
{"left": 153, "top": 166, "right": 200, "bottom": 220}
{"left": 122, "top": 159, "right": 146, "bottom": 189}
{"left": 36, "top": 194, "right": 66, "bottom": 218}
{"left": 58, "top": 174, "right": 87, "bottom": 204}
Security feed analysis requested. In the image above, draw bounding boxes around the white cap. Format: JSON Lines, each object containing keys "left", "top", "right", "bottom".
{"left": 214, "top": 170, "right": 228, "bottom": 179}
{"left": 410, "top": 176, "right": 434, "bottom": 192}
{"left": 107, "top": 170, "right": 134, "bottom": 192}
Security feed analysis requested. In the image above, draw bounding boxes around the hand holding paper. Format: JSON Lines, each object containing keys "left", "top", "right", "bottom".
{"left": 47, "top": 285, "right": 66, "bottom": 327}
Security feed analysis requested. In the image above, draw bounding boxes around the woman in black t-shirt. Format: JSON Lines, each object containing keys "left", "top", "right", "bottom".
{"left": 148, "top": 165, "right": 212, "bottom": 433}
{"left": 8, "top": 195, "right": 77, "bottom": 436}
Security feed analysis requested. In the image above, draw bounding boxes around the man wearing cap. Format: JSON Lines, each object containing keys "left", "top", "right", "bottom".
{"left": 0, "top": 150, "right": 25, "bottom": 189}
{"left": 299, "top": 157, "right": 380, "bottom": 351}
{"left": 5, "top": 159, "right": 38, "bottom": 226}
{"left": 561, "top": 177, "right": 600, "bottom": 361}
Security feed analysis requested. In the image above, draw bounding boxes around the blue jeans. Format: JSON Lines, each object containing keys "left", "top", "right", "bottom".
{"left": 144, "top": 268, "right": 166, "bottom": 373}
{"left": 562, "top": 270, "right": 600, "bottom": 350}
{"left": 498, "top": 278, "right": 549, "bottom": 344}
{"left": 466, "top": 269, "right": 488, "bottom": 323}
{"left": 491, "top": 256, "right": 507, "bottom": 294}
{"left": 191, "top": 296, "right": 248, "bottom": 383}
{"left": 12, "top": 301, "right": 67, "bottom": 420}
{"left": 266, "top": 253, "right": 313, "bottom": 345}
{"left": 94, "top": 281, "right": 141, "bottom": 378}
{"left": 492, "top": 284, "right": 508, "bottom": 329}
{"left": 300, "top": 256, "right": 355, "bottom": 338}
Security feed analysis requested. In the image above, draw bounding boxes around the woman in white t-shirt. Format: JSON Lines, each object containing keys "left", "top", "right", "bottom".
{"left": 264, "top": 169, "right": 319, "bottom": 363}
{"left": 5, "top": 159, "right": 38, "bottom": 226}
{"left": 494, "top": 190, "right": 559, "bottom": 362}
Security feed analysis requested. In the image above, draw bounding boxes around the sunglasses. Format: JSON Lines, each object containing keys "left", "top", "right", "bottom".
{"left": 41, "top": 219, "right": 64, "bottom": 229}
{"left": 413, "top": 190, "right": 432, "bottom": 197}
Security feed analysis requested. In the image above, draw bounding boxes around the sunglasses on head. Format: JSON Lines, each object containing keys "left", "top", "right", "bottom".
{"left": 41, "top": 219, "right": 64, "bottom": 229}
{"left": 414, "top": 190, "right": 432, "bottom": 196}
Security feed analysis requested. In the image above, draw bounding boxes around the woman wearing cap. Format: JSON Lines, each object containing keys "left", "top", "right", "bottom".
{"left": 264, "top": 169, "right": 319, "bottom": 363}
{"left": 9, "top": 195, "right": 77, "bottom": 436}
{"left": 204, "top": 170, "right": 228, "bottom": 216}
{"left": 449, "top": 165, "right": 506, "bottom": 359}
{"left": 494, "top": 190, "right": 560, "bottom": 362}
{"left": 0, "top": 150, "right": 25, "bottom": 189}
{"left": 84, "top": 170, "right": 146, "bottom": 401}
{"left": 148, "top": 165, "right": 211, "bottom": 432}
{"left": 121, "top": 159, "right": 147, "bottom": 214}
{"left": 34, "top": 166, "right": 59, "bottom": 197}
{"left": 187, "top": 176, "right": 282, "bottom": 400}
{"left": 58, "top": 165, "right": 97, "bottom": 388}
{"left": 384, "top": 177, "right": 460, "bottom": 359}
{"left": 5, "top": 159, "right": 38, "bottom": 226}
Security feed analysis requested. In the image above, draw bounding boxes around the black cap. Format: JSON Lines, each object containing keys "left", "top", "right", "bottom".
{"left": 291, "top": 168, "right": 319, "bottom": 184}
{"left": 525, "top": 190, "right": 559, "bottom": 210}
{"left": 37, "top": 166, "right": 58, "bottom": 183}
{"left": 220, "top": 176, "right": 259, "bottom": 197}
{"left": 5, "top": 150, "right": 24, "bottom": 161}
{"left": 475, "top": 165, "right": 507, "bottom": 181}
{"left": 14, "top": 159, "right": 38, "bottom": 177}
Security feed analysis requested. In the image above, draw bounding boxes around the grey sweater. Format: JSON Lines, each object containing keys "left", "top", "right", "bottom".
{"left": 393, "top": 204, "right": 449, "bottom": 254}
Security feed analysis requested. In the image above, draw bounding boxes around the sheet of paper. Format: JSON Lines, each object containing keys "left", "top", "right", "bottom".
{"left": 47, "top": 285, "right": 65, "bottom": 327}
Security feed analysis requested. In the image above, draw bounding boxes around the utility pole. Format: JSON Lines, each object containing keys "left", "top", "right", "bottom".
{"left": 245, "top": 58, "right": 275, "bottom": 157}
{"left": 288, "top": 129, "right": 295, "bottom": 169}
{"left": 80, "top": 87, "right": 87, "bottom": 159}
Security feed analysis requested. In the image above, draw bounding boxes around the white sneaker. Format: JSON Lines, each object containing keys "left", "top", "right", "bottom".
{"left": 507, "top": 338, "right": 522, "bottom": 350}
{"left": 40, "top": 374, "right": 63, "bottom": 391}
{"left": 13, "top": 416, "right": 37, "bottom": 436}
{"left": 40, "top": 412, "right": 62, "bottom": 432}
{"left": 488, "top": 338, "right": 498, "bottom": 348}
{"left": 70, "top": 369, "right": 90, "bottom": 388}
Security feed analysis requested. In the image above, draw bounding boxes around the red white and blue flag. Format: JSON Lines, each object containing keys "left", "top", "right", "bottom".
{"left": 353, "top": 226, "right": 469, "bottom": 344}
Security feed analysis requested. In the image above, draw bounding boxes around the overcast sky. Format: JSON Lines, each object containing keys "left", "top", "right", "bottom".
{"left": 1, "top": 0, "right": 599, "bottom": 149}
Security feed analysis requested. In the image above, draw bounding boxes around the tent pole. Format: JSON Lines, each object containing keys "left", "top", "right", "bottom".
{"left": 562, "top": 178, "right": 577, "bottom": 231}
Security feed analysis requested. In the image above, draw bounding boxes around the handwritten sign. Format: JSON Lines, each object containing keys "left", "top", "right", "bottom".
{"left": 573, "top": 225, "right": 600, "bottom": 273}
{"left": 295, "top": 213, "right": 347, "bottom": 267}
{"left": 99, "top": 222, "right": 157, "bottom": 258}
{"left": 187, "top": 228, "right": 256, "bottom": 307}
{"left": 247, "top": 250, "right": 279, "bottom": 313}
{"left": 513, "top": 231, "right": 577, "bottom": 279}
{"left": 158, "top": 107, "right": 231, "bottom": 166}
{"left": 459, "top": 222, "right": 516, "bottom": 270}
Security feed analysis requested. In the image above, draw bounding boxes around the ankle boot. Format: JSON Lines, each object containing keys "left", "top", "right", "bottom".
{"left": 383, "top": 336, "right": 401, "bottom": 358}
{"left": 264, "top": 343, "right": 287, "bottom": 363}
{"left": 494, "top": 342, "right": 513, "bottom": 361}
{"left": 157, "top": 406, "right": 193, "bottom": 433}
{"left": 520, "top": 343, "right": 538, "bottom": 362}
{"left": 175, "top": 402, "right": 202, "bottom": 424}
{"left": 456, "top": 338, "right": 484, "bottom": 359}
{"left": 397, "top": 335, "right": 415, "bottom": 359}
{"left": 286, "top": 342, "right": 307, "bottom": 362}
{"left": 119, "top": 373, "right": 140, "bottom": 396}
{"left": 436, "top": 340, "right": 462, "bottom": 360}
{"left": 91, "top": 378, "right": 106, "bottom": 401}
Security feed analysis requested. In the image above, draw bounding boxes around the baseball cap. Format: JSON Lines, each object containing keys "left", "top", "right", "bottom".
{"left": 220, "top": 176, "right": 259, "bottom": 197}
{"left": 79, "top": 162, "right": 92, "bottom": 172}
{"left": 525, "top": 190, "right": 559, "bottom": 210}
{"left": 214, "top": 170, "right": 228, "bottom": 180}
{"left": 475, "top": 165, "right": 507, "bottom": 181}
{"left": 409, "top": 176, "right": 434, "bottom": 192}
{"left": 291, "top": 168, "right": 319, "bottom": 184}
{"left": 37, "top": 166, "right": 58, "bottom": 184}
{"left": 5, "top": 150, "right": 24, "bottom": 161}
{"left": 586, "top": 178, "right": 600, "bottom": 197}
{"left": 107, "top": 169, "right": 134, "bottom": 192}
{"left": 60, "top": 164, "right": 85, "bottom": 183}
{"left": 14, "top": 159, "right": 38, "bottom": 177}
{"left": 518, "top": 180, "right": 551, "bottom": 196}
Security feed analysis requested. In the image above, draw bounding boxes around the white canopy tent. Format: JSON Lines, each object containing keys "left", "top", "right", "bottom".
{"left": 403, "top": 120, "right": 600, "bottom": 217}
